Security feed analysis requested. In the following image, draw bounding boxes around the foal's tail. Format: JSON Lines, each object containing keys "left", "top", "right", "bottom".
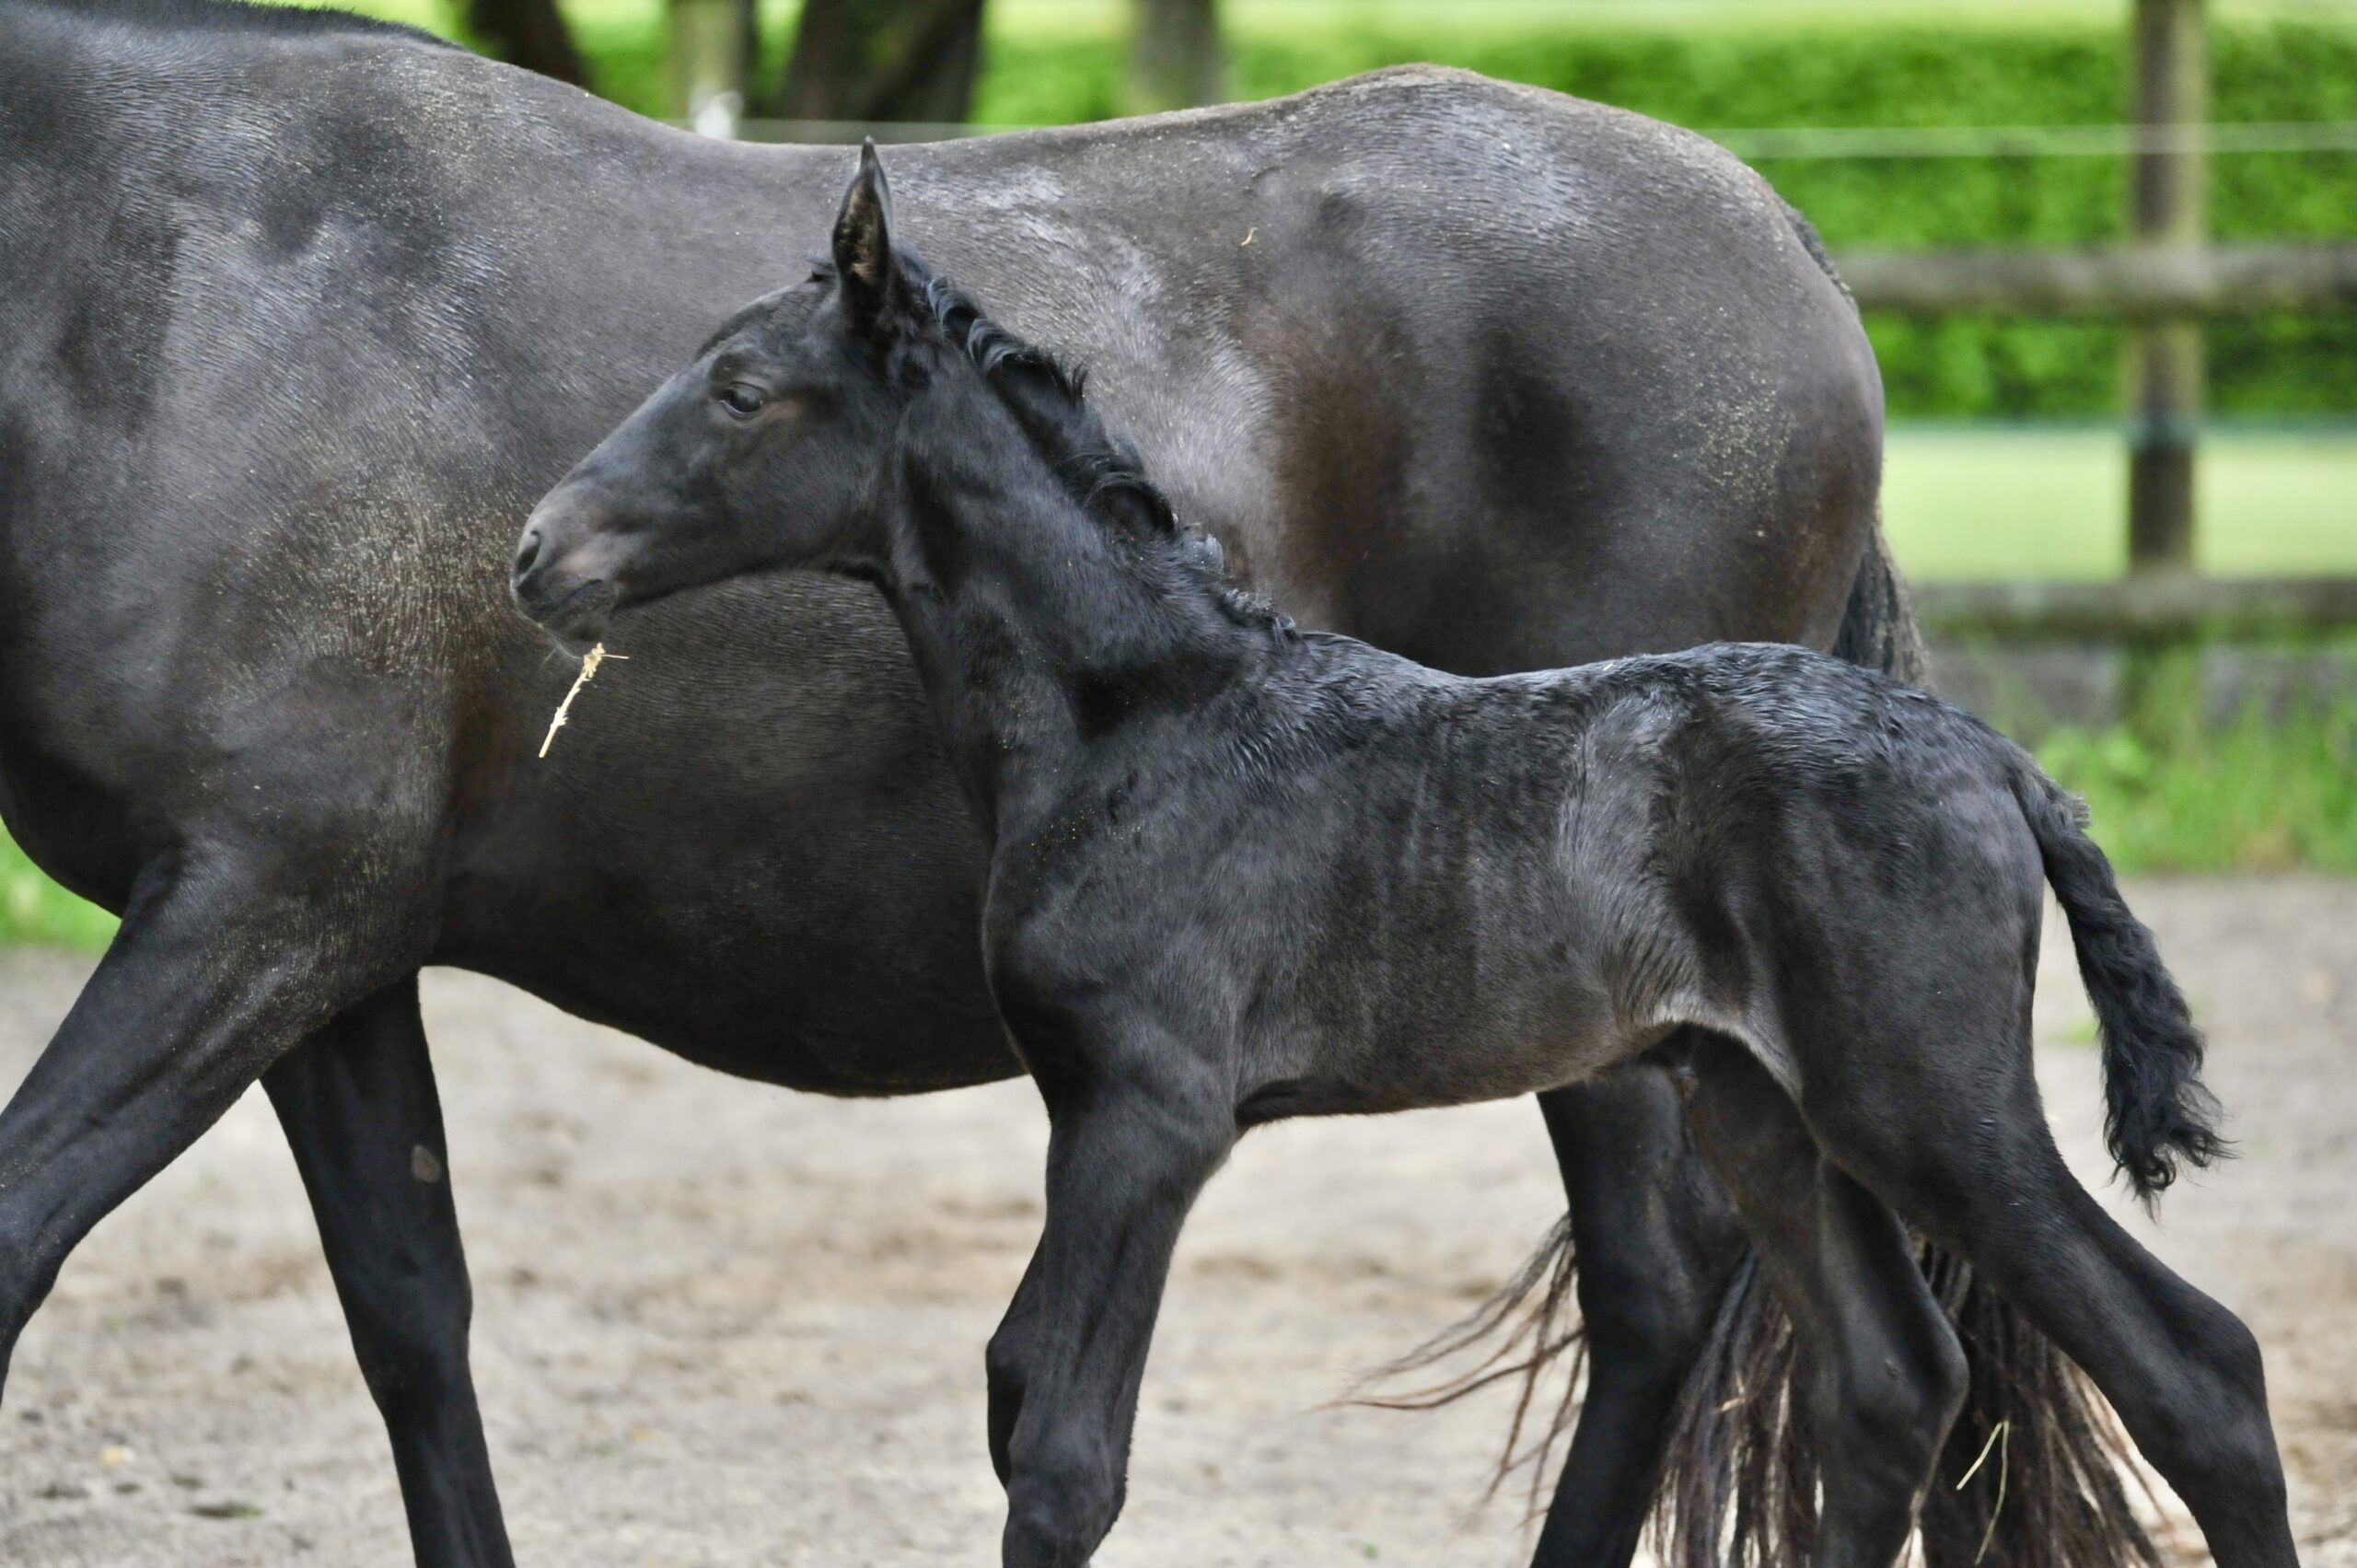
{"left": 2008, "top": 762, "right": 2228, "bottom": 1203}
{"left": 1367, "top": 756, "right": 2213, "bottom": 1567}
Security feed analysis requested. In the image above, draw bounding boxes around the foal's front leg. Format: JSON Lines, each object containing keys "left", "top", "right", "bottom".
{"left": 994, "top": 1012, "right": 1235, "bottom": 1568}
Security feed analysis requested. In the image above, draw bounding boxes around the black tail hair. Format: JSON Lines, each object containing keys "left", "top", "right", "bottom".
{"left": 1364, "top": 1221, "right": 2167, "bottom": 1568}
{"left": 1655, "top": 1248, "right": 2168, "bottom": 1568}
{"left": 2009, "top": 764, "right": 2228, "bottom": 1203}
{"left": 1830, "top": 515, "right": 1929, "bottom": 687}
{"left": 1343, "top": 1215, "right": 1585, "bottom": 1523}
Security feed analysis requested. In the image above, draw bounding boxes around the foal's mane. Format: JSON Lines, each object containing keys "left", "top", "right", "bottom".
{"left": 853, "top": 254, "right": 1293, "bottom": 638}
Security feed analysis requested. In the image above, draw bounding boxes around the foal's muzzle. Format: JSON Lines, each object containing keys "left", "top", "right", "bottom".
{"left": 511, "top": 494, "right": 620, "bottom": 647}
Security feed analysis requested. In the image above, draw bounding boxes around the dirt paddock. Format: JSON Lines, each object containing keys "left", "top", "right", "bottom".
{"left": 0, "top": 878, "right": 2350, "bottom": 1566}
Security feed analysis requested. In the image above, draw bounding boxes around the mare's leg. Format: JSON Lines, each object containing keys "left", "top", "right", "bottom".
{"left": 0, "top": 847, "right": 415, "bottom": 1384}
{"left": 264, "top": 976, "right": 512, "bottom": 1568}
{"left": 1529, "top": 1058, "right": 1747, "bottom": 1568}
{"left": 994, "top": 1017, "right": 1234, "bottom": 1568}
{"left": 1807, "top": 1029, "right": 2295, "bottom": 1568}
{"left": 1678, "top": 1039, "right": 1968, "bottom": 1568}
{"left": 986, "top": 1245, "right": 1046, "bottom": 1486}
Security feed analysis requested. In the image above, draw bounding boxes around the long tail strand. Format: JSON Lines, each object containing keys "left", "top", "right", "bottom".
{"left": 1659, "top": 1242, "right": 2164, "bottom": 1568}
{"left": 1344, "top": 1215, "right": 1587, "bottom": 1527}
{"left": 1919, "top": 1250, "right": 2165, "bottom": 1568}
{"left": 1363, "top": 1225, "right": 2166, "bottom": 1568}
{"left": 1656, "top": 1252, "right": 1815, "bottom": 1568}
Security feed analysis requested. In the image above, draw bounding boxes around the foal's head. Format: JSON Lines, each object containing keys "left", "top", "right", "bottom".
{"left": 514, "top": 144, "right": 954, "bottom": 645}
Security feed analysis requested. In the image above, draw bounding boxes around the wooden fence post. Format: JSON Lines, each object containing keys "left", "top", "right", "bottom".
{"left": 775, "top": 0, "right": 988, "bottom": 132}
{"left": 2127, "top": 0, "right": 2207, "bottom": 574}
{"left": 671, "top": 0, "right": 748, "bottom": 137}
{"left": 1129, "top": 0, "right": 1225, "bottom": 113}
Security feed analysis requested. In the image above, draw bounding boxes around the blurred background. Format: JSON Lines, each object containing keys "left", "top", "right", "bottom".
{"left": 7, "top": 0, "right": 2355, "bottom": 944}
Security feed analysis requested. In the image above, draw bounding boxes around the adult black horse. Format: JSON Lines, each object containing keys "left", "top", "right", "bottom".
{"left": 0, "top": 3, "right": 2132, "bottom": 1565}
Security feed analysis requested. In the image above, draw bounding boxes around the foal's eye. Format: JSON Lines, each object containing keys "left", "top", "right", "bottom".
{"left": 717, "top": 383, "right": 767, "bottom": 419}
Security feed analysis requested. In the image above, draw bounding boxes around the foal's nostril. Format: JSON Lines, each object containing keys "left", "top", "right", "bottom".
{"left": 514, "top": 528, "right": 544, "bottom": 581}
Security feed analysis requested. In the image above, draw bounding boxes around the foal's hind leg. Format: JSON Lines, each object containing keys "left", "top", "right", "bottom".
{"left": 264, "top": 977, "right": 512, "bottom": 1568}
{"left": 1676, "top": 1037, "right": 1968, "bottom": 1568}
{"left": 1529, "top": 1061, "right": 1747, "bottom": 1568}
{"left": 1808, "top": 1037, "right": 2297, "bottom": 1567}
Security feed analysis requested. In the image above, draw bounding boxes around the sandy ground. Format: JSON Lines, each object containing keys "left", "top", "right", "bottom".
{"left": 0, "top": 878, "right": 2349, "bottom": 1567}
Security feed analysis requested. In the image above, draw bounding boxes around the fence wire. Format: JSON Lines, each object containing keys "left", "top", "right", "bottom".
{"left": 710, "top": 114, "right": 2357, "bottom": 156}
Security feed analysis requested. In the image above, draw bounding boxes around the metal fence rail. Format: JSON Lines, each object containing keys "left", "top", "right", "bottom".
{"left": 720, "top": 116, "right": 2357, "bottom": 156}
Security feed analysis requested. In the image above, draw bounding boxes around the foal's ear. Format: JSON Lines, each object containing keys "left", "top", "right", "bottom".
{"left": 831, "top": 139, "right": 901, "bottom": 331}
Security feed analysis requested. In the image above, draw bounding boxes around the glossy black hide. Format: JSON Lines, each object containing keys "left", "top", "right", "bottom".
{"left": 0, "top": 1, "right": 1929, "bottom": 1563}
{"left": 520, "top": 156, "right": 2294, "bottom": 1568}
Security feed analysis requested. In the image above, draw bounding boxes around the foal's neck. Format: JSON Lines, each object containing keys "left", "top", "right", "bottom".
{"left": 873, "top": 385, "right": 1264, "bottom": 837}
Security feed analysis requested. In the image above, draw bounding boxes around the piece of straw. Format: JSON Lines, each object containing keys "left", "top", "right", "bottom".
{"left": 1955, "top": 1416, "right": 2012, "bottom": 1565}
{"left": 538, "top": 643, "right": 625, "bottom": 759}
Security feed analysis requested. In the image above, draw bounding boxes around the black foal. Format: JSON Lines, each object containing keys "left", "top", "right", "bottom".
{"left": 515, "top": 146, "right": 2298, "bottom": 1568}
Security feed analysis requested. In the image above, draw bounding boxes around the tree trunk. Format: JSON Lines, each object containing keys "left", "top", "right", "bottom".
{"left": 1128, "top": 0, "right": 1222, "bottom": 113}
{"left": 736, "top": 0, "right": 763, "bottom": 94}
{"left": 775, "top": 0, "right": 988, "bottom": 128}
{"left": 462, "top": 0, "right": 590, "bottom": 88}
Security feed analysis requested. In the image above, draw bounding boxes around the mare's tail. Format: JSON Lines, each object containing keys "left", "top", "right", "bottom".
{"left": 2008, "top": 763, "right": 2227, "bottom": 1202}
{"left": 1830, "top": 514, "right": 1930, "bottom": 686}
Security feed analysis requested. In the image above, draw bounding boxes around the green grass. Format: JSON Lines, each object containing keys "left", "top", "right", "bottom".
{"left": 0, "top": 836, "right": 116, "bottom": 952}
{"left": 2040, "top": 699, "right": 2357, "bottom": 872}
{"left": 1883, "top": 428, "right": 2357, "bottom": 582}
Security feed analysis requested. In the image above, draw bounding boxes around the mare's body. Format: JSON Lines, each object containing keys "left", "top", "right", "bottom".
{"left": 2, "top": 6, "right": 1877, "bottom": 1109}
{"left": 514, "top": 156, "right": 2296, "bottom": 1568}
{"left": 0, "top": 4, "right": 2126, "bottom": 1564}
